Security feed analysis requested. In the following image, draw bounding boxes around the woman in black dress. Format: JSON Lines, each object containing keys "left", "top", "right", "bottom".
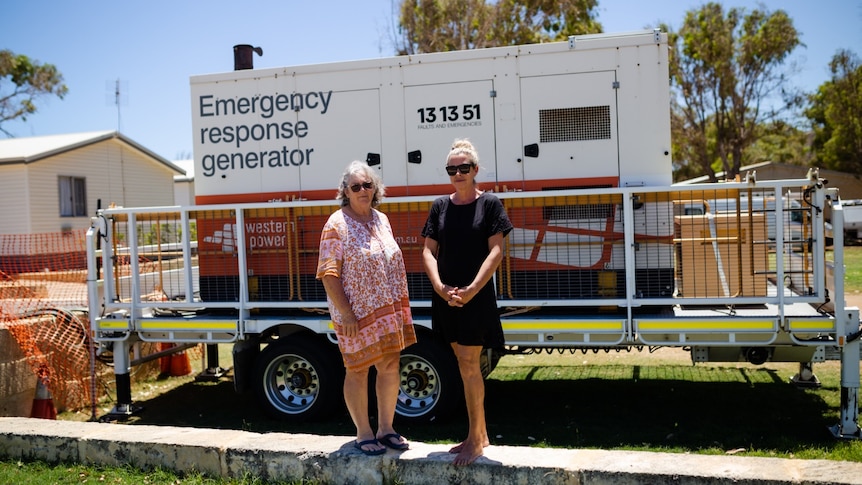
{"left": 421, "top": 139, "right": 513, "bottom": 465}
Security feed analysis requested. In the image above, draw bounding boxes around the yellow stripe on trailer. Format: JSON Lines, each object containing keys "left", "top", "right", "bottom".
{"left": 637, "top": 319, "right": 776, "bottom": 332}
{"left": 503, "top": 320, "right": 624, "bottom": 332}
{"left": 138, "top": 320, "right": 238, "bottom": 331}
{"left": 97, "top": 320, "right": 130, "bottom": 330}
{"left": 786, "top": 317, "right": 835, "bottom": 332}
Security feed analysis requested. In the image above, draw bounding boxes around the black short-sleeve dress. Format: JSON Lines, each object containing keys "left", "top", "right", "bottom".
{"left": 421, "top": 192, "right": 513, "bottom": 348}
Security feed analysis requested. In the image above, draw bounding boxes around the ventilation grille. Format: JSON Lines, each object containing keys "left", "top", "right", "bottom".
{"left": 541, "top": 185, "right": 615, "bottom": 220}
{"left": 545, "top": 203, "right": 615, "bottom": 221}
{"left": 539, "top": 106, "right": 611, "bottom": 142}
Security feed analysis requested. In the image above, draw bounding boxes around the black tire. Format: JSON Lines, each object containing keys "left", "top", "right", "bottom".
{"left": 480, "top": 348, "right": 502, "bottom": 378}
{"left": 254, "top": 335, "right": 343, "bottom": 421}
{"left": 396, "top": 339, "right": 462, "bottom": 423}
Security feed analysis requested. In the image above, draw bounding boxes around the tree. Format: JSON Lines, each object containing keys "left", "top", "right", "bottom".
{"left": 746, "top": 120, "right": 812, "bottom": 167}
{"left": 395, "top": 0, "right": 601, "bottom": 55}
{"left": 0, "top": 50, "right": 68, "bottom": 137}
{"left": 669, "top": 3, "right": 800, "bottom": 182}
{"left": 805, "top": 50, "right": 862, "bottom": 176}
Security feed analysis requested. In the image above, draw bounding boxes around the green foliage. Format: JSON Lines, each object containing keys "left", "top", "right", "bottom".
{"left": 746, "top": 120, "right": 812, "bottom": 166}
{"left": 395, "top": 0, "right": 601, "bottom": 55}
{"left": 138, "top": 222, "right": 194, "bottom": 245}
{"left": 805, "top": 50, "right": 862, "bottom": 175}
{"left": 669, "top": 3, "right": 801, "bottom": 182}
{"left": 140, "top": 223, "right": 174, "bottom": 246}
{"left": 0, "top": 50, "right": 68, "bottom": 136}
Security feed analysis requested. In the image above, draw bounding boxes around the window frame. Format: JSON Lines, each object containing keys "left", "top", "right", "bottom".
{"left": 59, "top": 175, "right": 87, "bottom": 217}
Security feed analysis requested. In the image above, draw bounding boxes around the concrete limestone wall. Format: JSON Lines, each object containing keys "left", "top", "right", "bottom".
{"left": 0, "top": 325, "right": 36, "bottom": 417}
{"left": 3, "top": 417, "right": 862, "bottom": 485}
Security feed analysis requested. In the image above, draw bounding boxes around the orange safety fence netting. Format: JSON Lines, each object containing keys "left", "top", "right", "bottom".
{"left": 0, "top": 230, "right": 193, "bottom": 415}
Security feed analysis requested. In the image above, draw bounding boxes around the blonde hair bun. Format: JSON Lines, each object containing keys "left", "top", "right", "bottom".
{"left": 448, "top": 138, "right": 479, "bottom": 165}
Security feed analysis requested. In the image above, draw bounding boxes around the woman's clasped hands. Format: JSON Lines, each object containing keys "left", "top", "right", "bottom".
{"left": 441, "top": 284, "right": 476, "bottom": 308}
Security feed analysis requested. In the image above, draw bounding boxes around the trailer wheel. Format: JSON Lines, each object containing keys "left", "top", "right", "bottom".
{"left": 396, "top": 340, "right": 462, "bottom": 423}
{"left": 254, "top": 336, "right": 343, "bottom": 421}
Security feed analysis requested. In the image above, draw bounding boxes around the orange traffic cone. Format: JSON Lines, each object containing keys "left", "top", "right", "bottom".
{"left": 169, "top": 349, "right": 192, "bottom": 376}
{"left": 30, "top": 376, "right": 57, "bottom": 420}
{"left": 158, "top": 342, "right": 173, "bottom": 374}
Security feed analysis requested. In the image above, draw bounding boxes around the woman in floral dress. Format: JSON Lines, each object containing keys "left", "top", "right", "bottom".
{"left": 317, "top": 161, "right": 417, "bottom": 455}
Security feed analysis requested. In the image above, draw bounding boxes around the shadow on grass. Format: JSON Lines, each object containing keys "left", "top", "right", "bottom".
{"left": 118, "top": 363, "right": 840, "bottom": 457}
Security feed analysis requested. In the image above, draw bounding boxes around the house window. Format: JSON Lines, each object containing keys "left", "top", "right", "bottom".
{"left": 59, "top": 176, "right": 87, "bottom": 217}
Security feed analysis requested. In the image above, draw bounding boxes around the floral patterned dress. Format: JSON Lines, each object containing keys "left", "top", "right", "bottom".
{"left": 316, "top": 208, "right": 416, "bottom": 371}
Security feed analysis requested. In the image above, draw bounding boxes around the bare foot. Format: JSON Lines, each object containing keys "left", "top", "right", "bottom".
{"left": 449, "top": 436, "right": 490, "bottom": 454}
{"left": 452, "top": 440, "right": 484, "bottom": 466}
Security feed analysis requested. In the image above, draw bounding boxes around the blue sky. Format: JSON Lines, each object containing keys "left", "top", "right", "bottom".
{"left": 3, "top": 0, "right": 861, "bottom": 165}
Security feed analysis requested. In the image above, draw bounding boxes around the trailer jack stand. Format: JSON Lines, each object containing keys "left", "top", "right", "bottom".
{"left": 790, "top": 362, "right": 821, "bottom": 389}
{"left": 195, "top": 344, "right": 230, "bottom": 382}
{"left": 830, "top": 387, "right": 861, "bottom": 439}
{"left": 196, "top": 366, "right": 229, "bottom": 381}
{"left": 830, "top": 424, "right": 862, "bottom": 440}
{"left": 100, "top": 403, "right": 144, "bottom": 422}
{"left": 829, "top": 381, "right": 862, "bottom": 439}
{"left": 98, "top": 372, "right": 143, "bottom": 422}
{"left": 830, "top": 308, "right": 861, "bottom": 439}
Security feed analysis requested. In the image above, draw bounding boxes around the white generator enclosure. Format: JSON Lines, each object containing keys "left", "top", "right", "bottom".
{"left": 190, "top": 31, "right": 672, "bottom": 204}
{"left": 188, "top": 30, "right": 675, "bottom": 302}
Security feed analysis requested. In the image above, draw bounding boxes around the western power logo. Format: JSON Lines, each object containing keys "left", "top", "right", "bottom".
{"left": 203, "top": 220, "right": 288, "bottom": 253}
{"left": 203, "top": 223, "right": 237, "bottom": 253}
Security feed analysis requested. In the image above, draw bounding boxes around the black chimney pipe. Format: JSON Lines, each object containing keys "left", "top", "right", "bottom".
{"left": 233, "top": 44, "right": 263, "bottom": 70}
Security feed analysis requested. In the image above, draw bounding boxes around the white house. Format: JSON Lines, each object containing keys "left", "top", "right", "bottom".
{"left": 172, "top": 159, "right": 195, "bottom": 206}
{"left": 0, "top": 131, "right": 184, "bottom": 235}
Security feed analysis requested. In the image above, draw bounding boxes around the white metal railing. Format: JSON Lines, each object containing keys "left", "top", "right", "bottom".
{"left": 87, "top": 176, "right": 834, "bottom": 345}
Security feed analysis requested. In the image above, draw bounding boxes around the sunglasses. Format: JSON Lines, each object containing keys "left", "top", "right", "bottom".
{"left": 445, "top": 163, "right": 475, "bottom": 176}
{"left": 348, "top": 181, "right": 374, "bottom": 192}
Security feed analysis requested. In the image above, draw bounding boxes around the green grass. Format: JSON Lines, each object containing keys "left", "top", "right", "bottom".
{"left": 0, "top": 458, "right": 315, "bottom": 485}
{"left": 835, "top": 246, "right": 862, "bottom": 291}
{"left": 486, "top": 353, "right": 859, "bottom": 460}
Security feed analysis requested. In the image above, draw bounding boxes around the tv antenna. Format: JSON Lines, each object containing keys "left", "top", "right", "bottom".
{"left": 106, "top": 79, "right": 128, "bottom": 132}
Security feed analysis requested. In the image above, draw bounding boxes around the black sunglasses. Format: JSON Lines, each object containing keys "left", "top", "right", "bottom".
{"left": 445, "top": 163, "right": 475, "bottom": 176}
{"left": 348, "top": 181, "right": 374, "bottom": 192}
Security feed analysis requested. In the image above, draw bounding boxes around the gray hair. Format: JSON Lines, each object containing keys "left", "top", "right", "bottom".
{"left": 335, "top": 160, "right": 386, "bottom": 207}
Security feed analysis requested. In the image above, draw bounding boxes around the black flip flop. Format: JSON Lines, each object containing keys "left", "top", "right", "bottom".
{"left": 354, "top": 439, "right": 386, "bottom": 456}
{"left": 378, "top": 433, "right": 409, "bottom": 450}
